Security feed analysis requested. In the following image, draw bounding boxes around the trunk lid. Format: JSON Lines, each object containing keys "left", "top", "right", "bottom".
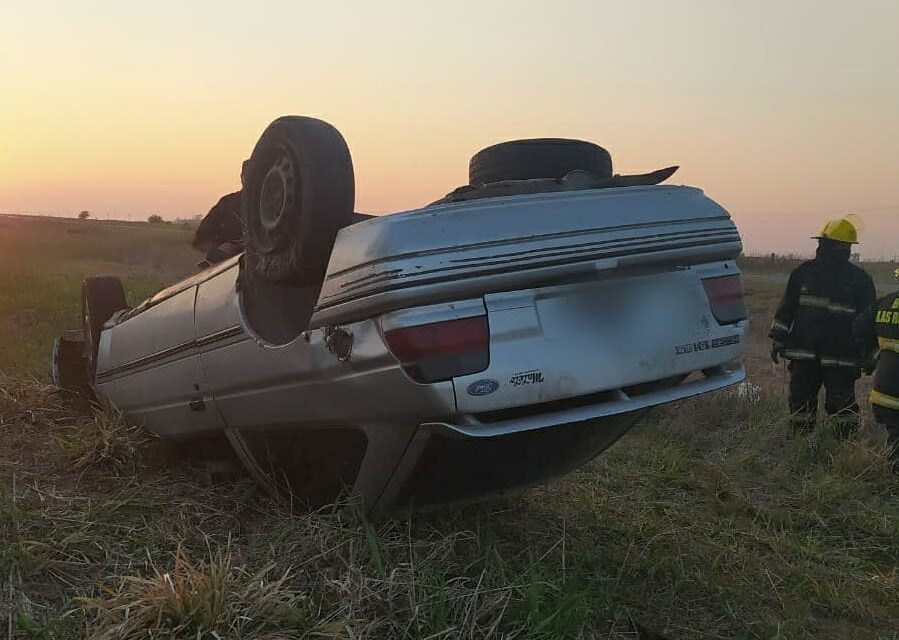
{"left": 452, "top": 266, "right": 746, "bottom": 414}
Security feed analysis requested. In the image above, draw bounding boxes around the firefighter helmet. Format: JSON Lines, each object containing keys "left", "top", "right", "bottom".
{"left": 814, "top": 216, "right": 860, "bottom": 244}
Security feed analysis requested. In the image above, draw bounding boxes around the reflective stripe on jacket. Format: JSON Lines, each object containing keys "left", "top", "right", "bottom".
{"left": 871, "top": 389, "right": 899, "bottom": 410}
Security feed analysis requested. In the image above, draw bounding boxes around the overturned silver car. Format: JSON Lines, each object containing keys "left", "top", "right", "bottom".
{"left": 53, "top": 116, "right": 748, "bottom": 514}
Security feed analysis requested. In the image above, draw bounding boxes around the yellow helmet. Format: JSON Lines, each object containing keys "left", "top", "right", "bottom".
{"left": 894, "top": 267, "right": 899, "bottom": 280}
{"left": 814, "top": 216, "right": 859, "bottom": 244}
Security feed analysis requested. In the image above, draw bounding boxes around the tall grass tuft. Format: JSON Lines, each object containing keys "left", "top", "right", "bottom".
{"left": 0, "top": 374, "right": 77, "bottom": 430}
{"left": 57, "top": 403, "right": 157, "bottom": 475}
{"left": 82, "top": 543, "right": 315, "bottom": 640}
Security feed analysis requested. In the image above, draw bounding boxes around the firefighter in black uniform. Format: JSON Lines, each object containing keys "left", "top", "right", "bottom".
{"left": 192, "top": 191, "right": 244, "bottom": 269}
{"left": 768, "top": 217, "right": 877, "bottom": 434}
{"left": 854, "top": 268, "right": 899, "bottom": 463}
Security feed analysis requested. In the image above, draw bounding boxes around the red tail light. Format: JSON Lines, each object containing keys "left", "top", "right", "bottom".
{"left": 702, "top": 275, "right": 747, "bottom": 324}
{"left": 384, "top": 315, "right": 490, "bottom": 383}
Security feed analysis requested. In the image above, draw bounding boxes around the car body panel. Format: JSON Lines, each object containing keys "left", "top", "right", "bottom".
{"left": 83, "top": 183, "right": 747, "bottom": 511}
{"left": 312, "top": 185, "right": 740, "bottom": 328}
{"left": 191, "top": 264, "right": 459, "bottom": 431}
{"left": 95, "top": 286, "right": 227, "bottom": 438}
{"left": 453, "top": 264, "right": 745, "bottom": 414}
{"left": 99, "top": 286, "right": 196, "bottom": 373}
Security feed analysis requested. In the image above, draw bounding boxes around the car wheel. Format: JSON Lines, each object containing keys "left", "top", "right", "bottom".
{"left": 81, "top": 276, "right": 127, "bottom": 377}
{"left": 241, "top": 116, "right": 355, "bottom": 284}
{"left": 468, "top": 138, "right": 613, "bottom": 185}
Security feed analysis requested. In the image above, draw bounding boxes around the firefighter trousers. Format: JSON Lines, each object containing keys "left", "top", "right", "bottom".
{"left": 873, "top": 405, "right": 899, "bottom": 462}
{"left": 788, "top": 360, "right": 860, "bottom": 435}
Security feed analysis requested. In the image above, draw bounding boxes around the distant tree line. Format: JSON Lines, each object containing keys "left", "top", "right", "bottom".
{"left": 75, "top": 210, "right": 186, "bottom": 225}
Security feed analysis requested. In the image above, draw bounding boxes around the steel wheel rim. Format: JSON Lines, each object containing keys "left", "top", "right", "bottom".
{"left": 258, "top": 150, "right": 295, "bottom": 237}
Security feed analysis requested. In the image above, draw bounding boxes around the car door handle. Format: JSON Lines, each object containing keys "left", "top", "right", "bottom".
{"left": 189, "top": 397, "right": 206, "bottom": 412}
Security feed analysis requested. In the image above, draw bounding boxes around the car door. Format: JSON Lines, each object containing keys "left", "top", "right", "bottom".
{"left": 95, "top": 281, "right": 225, "bottom": 439}
{"left": 193, "top": 262, "right": 312, "bottom": 429}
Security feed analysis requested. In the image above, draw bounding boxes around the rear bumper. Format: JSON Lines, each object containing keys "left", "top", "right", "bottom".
{"left": 372, "top": 363, "right": 744, "bottom": 512}
{"left": 428, "top": 363, "right": 745, "bottom": 438}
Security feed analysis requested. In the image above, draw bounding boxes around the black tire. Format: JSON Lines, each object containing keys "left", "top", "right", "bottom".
{"left": 241, "top": 116, "right": 355, "bottom": 284}
{"left": 468, "top": 138, "right": 613, "bottom": 185}
{"left": 81, "top": 276, "right": 127, "bottom": 376}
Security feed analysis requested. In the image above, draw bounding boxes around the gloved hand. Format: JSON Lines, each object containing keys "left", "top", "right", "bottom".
{"left": 770, "top": 342, "right": 783, "bottom": 364}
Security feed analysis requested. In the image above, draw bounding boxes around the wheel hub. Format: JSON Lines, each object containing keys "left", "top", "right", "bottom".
{"left": 258, "top": 151, "right": 295, "bottom": 234}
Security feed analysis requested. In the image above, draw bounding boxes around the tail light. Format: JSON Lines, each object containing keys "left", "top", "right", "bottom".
{"left": 702, "top": 275, "right": 747, "bottom": 324}
{"left": 384, "top": 315, "right": 490, "bottom": 383}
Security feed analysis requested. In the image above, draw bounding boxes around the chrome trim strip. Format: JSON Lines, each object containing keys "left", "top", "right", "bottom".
{"left": 327, "top": 217, "right": 735, "bottom": 278}
{"left": 196, "top": 325, "right": 244, "bottom": 348}
{"left": 333, "top": 232, "right": 740, "bottom": 296}
{"left": 321, "top": 228, "right": 740, "bottom": 302}
{"left": 96, "top": 325, "right": 244, "bottom": 380}
{"left": 310, "top": 241, "right": 742, "bottom": 329}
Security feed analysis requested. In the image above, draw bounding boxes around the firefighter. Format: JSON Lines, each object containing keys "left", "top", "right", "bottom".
{"left": 854, "top": 268, "right": 899, "bottom": 463}
{"left": 768, "top": 217, "right": 877, "bottom": 435}
{"left": 192, "top": 191, "right": 244, "bottom": 269}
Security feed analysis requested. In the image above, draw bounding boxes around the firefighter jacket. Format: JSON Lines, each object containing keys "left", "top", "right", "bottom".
{"left": 854, "top": 290, "right": 899, "bottom": 409}
{"left": 768, "top": 243, "right": 876, "bottom": 368}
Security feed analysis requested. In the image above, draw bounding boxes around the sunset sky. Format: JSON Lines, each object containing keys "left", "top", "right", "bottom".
{"left": 2, "top": 0, "right": 897, "bottom": 258}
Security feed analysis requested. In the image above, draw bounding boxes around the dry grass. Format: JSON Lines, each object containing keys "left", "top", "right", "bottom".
{"left": 81, "top": 544, "right": 315, "bottom": 640}
{"left": 0, "top": 376, "right": 79, "bottom": 432}
{"left": 2, "top": 366, "right": 898, "bottom": 639}
{"left": 58, "top": 403, "right": 157, "bottom": 476}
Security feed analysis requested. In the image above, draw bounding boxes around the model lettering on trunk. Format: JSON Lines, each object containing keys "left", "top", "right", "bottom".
{"left": 675, "top": 334, "right": 740, "bottom": 355}
{"left": 510, "top": 370, "right": 544, "bottom": 386}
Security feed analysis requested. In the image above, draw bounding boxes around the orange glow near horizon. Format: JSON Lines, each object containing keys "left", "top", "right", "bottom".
{"left": 2, "top": 0, "right": 898, "bottom": 258}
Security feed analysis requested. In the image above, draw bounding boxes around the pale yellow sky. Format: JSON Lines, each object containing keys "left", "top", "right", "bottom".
{"left": 1, "top": 0, "right": 897, "bottom": 258}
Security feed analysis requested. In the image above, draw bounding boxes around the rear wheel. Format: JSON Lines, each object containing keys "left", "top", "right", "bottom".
{"left": 81, "top": 276, "right": 127, "bottom": 378}
{"left": 241, "top": 116, "right": 355, "bottom": 284}
{"left": 468, "top": 138, "right": 613, "bottom": 185}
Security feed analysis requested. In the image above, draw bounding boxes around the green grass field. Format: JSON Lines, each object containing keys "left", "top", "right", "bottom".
{"left": 0, "top": 215, "right": 197, "bottom": 376}
{"left": 1, "top": 215, "right": 898, "bottom": 639}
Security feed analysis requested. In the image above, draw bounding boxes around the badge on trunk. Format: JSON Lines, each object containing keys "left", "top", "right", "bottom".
{"left": 467, "top": 379, "right": 499, "bottom": 396}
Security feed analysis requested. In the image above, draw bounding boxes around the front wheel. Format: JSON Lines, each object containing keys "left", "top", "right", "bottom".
{"left": 81, "top": 276, "right": 127, "bottom": 379}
